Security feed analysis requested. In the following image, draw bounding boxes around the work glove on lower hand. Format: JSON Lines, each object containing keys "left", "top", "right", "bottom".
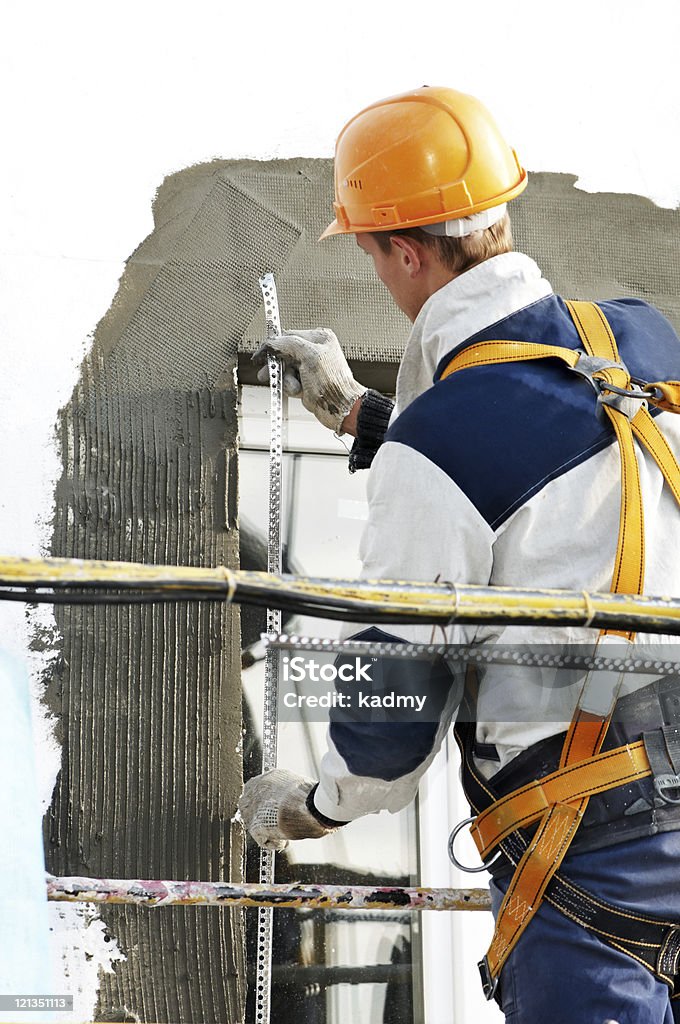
{"left": 252, "top": 328, "right": 366, "bottom": 433}
{"left": 238, "top": 768, "right": 340, "bottom": 851}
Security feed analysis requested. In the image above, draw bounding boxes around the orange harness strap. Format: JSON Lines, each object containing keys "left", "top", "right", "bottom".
{"left": 441, "top": 300, "right": 680, "bottom": 991}
{"left": 470, "top": 740, "right": 651, "bottom": 860}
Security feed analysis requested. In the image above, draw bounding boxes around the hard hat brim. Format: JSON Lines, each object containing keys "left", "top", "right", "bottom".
{"left": 318, "top": 219, "right": 345, "bottom": 241}
{"left": 318, "top": 170, "right": 527, "bottom": 243}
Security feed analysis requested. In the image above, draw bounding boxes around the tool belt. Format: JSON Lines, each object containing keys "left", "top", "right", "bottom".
{"left": 441, "top": 300, "right": 680, "bottom": 1000}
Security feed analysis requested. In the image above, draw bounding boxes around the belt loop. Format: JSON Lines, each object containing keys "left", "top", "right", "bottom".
{"left": 643, "top": 729, "right": 680, "bottom": 805}
{"left": 662, "top": 724, "right": 680, "bottom": 774}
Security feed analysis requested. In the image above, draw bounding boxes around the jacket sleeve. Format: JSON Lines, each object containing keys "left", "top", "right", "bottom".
{"left": 313, "top": 438, "right": 495, "bottom": 822}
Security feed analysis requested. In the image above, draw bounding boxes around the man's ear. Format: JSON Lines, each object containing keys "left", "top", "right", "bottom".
{"left": 389, "top": 234, "right": 424, "bottom": 277}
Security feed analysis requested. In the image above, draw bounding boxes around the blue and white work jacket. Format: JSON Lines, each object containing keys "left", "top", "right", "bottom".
{"left": 313, "top": 252, "right": 680, "bottom": 824}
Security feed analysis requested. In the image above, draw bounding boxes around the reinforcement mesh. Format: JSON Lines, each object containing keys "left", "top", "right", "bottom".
{"left": 96, "top": 160, "right": 679, "bottom": 381}
{"left": 236, "top": 161, "right": 680, "bottom": 364}
{"left": 510, "top": 172, "right": 680, "bottom": 327}
{"left": 107, "top": 174, "right": 301, "bottom": 394}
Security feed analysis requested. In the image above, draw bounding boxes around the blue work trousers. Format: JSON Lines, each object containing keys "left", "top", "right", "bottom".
{"left": 490, "top": 833, "right": 680, "bottom": 1024}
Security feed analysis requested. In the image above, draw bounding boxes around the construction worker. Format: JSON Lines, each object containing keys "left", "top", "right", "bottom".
{"left": 240, "top": 87, "right": 680, "bottom": 1023}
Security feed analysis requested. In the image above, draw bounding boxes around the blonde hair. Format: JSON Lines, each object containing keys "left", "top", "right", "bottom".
{"left": 371, "top": 211, "right": 513, "bottom": 274}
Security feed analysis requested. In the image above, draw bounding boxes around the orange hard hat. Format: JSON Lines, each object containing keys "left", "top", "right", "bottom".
{"left": 320, "top": 86, "right": 527, "bottom": 240}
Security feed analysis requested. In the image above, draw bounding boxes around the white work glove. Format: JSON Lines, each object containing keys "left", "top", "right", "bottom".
{"left": 252, "top": 328, "right": 367, "bottom": 433}
{"left": 238, "top": 768, "right": 340, "bottom": 851}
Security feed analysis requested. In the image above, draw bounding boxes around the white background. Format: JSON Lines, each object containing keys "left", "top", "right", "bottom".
{"left": 1, "top": 0, "right": 679, "bottom": 1018}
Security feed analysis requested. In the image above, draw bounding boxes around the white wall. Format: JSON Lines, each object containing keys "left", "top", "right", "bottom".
{"left": 1, "top": 0, "right": 679, "bottom": 1018}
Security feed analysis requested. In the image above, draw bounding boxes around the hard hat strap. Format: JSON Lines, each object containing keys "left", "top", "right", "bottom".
{"left": 421, "top": 203, "right": 507, "bottom": 238}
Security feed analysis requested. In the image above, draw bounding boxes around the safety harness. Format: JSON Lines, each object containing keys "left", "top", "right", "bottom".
{"left": 441, "top": 300, "right": 680, "bottom": 1000}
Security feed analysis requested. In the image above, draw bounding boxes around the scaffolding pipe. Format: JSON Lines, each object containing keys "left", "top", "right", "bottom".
{"left": 2, "top": 556, "right": 680, "bottom": 633}
{"left": 46, "top": 876, "right": 491, "bottom": 912}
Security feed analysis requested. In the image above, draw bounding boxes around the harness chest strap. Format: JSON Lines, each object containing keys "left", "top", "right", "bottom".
{"left": 441, "top": 299, "right": 680, "bottom": 995}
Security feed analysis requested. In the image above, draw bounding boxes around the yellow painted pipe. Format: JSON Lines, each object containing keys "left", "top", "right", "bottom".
{"left": 1, "top": 555, "right": 680, "bottom": 632}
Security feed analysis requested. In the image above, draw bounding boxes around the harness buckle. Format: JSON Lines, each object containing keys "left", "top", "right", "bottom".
{"left": 569, "top": 352, "right": 625, "bottom": 393}
{"left": 478, "top": 956, "right": 499, "bottom": 1001}
{"left": 654, "top": 773, "right": 680, "bottom": 806}
{"left": 569, "top": 352, "right": 654, "bottom": 420}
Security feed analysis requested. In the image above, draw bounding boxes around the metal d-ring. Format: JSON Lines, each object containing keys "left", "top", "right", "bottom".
{"left": 654, "top": 774, "right": 680, "bottom": 806}
{"left": 447, "top": 816, "right": 502, "bottom": 873}
{"left": 596, "top": 379, "right": 658, "bottom": 401}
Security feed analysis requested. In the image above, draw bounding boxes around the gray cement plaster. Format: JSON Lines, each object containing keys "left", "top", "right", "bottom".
{"left": 42, "top": 162, "right": 297, "bottom": 1022}
{"left": 41, "top": 158, "right": 679, "bottom": 1022}
{"left": 231, "top": 163, "right": 680, "bottom": 396}
{"left": 511, "top": 172, "right": 680, "bottom": 325}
